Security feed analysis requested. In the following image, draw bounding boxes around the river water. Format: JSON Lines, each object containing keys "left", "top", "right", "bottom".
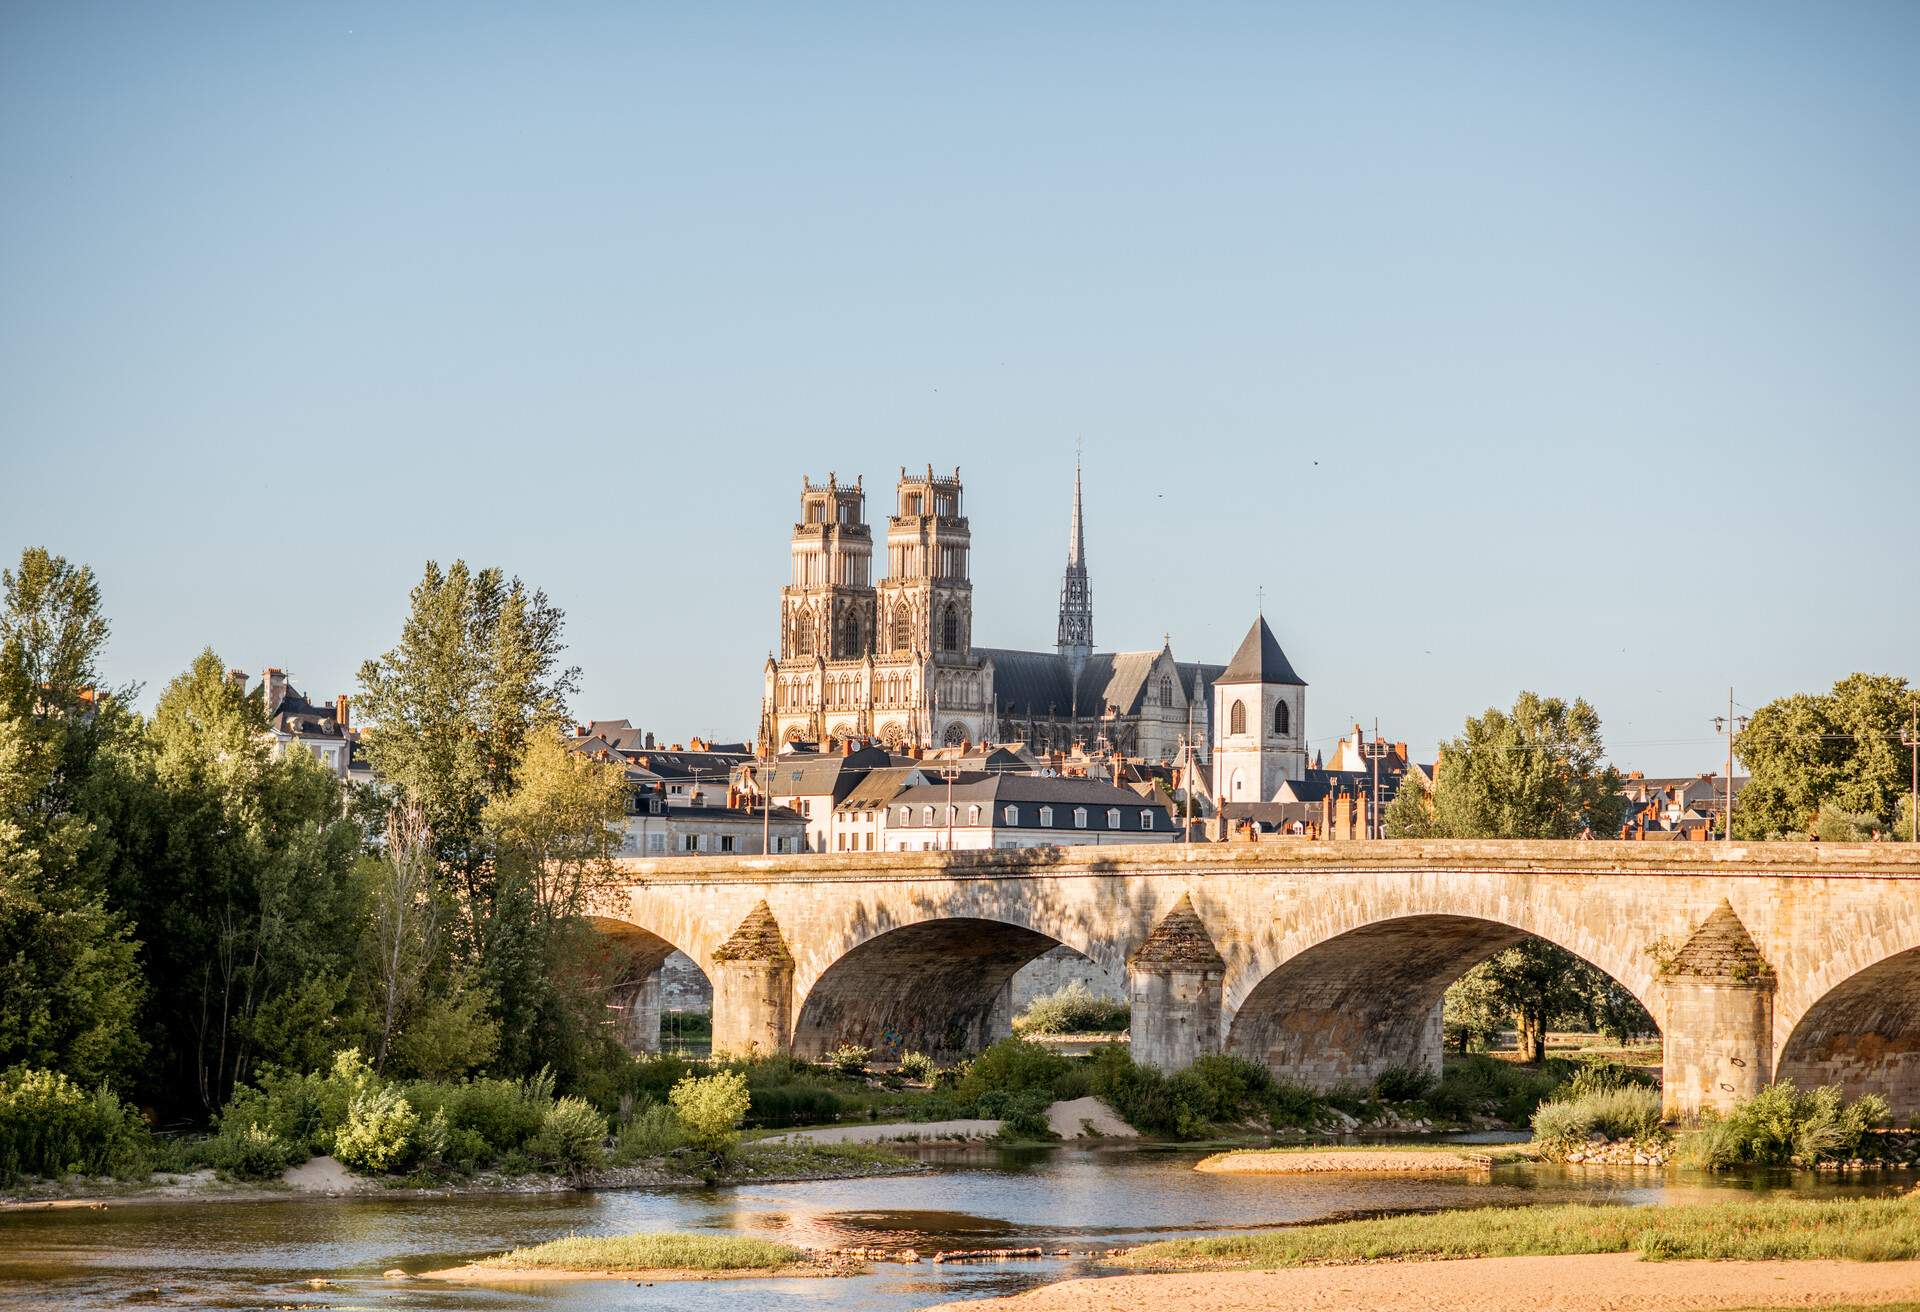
{"left": 2, "top": 1141, "right": 1911, "bottom": 1312}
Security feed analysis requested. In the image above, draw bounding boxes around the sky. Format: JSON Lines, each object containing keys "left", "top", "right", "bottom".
{"left": 2, "top": 2, "right": 1915, "bottom": 775}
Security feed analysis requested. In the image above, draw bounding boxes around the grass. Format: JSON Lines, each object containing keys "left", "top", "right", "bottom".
{"left": 1123, "top": 1196, "right": 1920, "bottom": 1268}
{"left": 1205, "top": 1143, "right": 1533, "bottom": 1163}
{"left": 734, "top": 1141, "right": 914, "bottom": 1174}
{"left": 494, "top": 1231, "right": 806, "bottom": 1272}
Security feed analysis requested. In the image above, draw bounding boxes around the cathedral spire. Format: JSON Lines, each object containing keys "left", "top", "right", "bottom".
{"left": 1056, "top": 452, "right": 1093, "bottom": 675}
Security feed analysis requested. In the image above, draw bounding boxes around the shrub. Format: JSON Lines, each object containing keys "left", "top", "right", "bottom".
{"left": 1429, "top": 1054, "right": 1572, "bottom": 1124}
{"left": 1014, "top": 982, "right": 1131, "bottom": 1035}
{"left": 0, "top": 1068, "right": 152, "bottom": 1183}
{"left": 821, "top": 1044, "right": 872, "bottom": 1078}
{"left": 218, "top": 1048, "right": 378, "bottom": 1159}
{"left": 614, "top": 1103, "right": 686, "bottom": 1161}
{"left": 1676, "top": 1081, "right": 1888, "bottom": 1169}
{"left": 1372, "top": 1066, "right": 1438, "bottom": 1104}
{"left": 1531, "top": 1086, "right": 1665, "bottom": 1158}
{"left": 957, "top": 1039, "right": 1072, "bottom": 1103}
{"left": 530, "top": 1096, "right": 608, "bottom": 1175}
{"left": 208, "top": 1122, "right": 294, "bottom": 1181}
{"left": 896, "top": 1051, "right": 936, "bottom": 1084}
{"left": 995, "top": 1089, "right": 1056, "bottom": 1140}
{"left": 670, "top": 1071, "right": 751, "bottom": 1156}
{"left": 334, "top": 1086, "right": 421, "bottom": 1174}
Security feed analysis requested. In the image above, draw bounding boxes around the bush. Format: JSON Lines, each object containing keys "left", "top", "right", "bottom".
{"left": 1014, "top": 982, "right": 1131, "bottom": 1035}
{"left": 1531, "top": 1086, "right": 1665, "bottom": 1158}
{"left": 614, "top": 1103, "right": 686, "bottom": 1161}
{"left": 957, "top": 1039, "right": 1072, "bottom": 1104}
{"left": 995, "top": 1089, "right": 1056, "bottom": 1140}
{"left": 896, "top": 1051, "right": 936, "bottom": 1084}
{"left": 530, "top": 1096, "right": 608, "bottom": 1175}
{"left": 821, "top": 1044, "right": 872, "bottom": 1078}
{"left": 0, "top": 1068, "right": 152, "bottom": 1183}
{"left": 1372, "top": 1066, "right": 1438, "bottom": 1104}
{"left": 218, "top": 1048, "right": 378, "bottom": 1158}
{"left": 334, "top": 1086, "right": 422, "bottom": 1174}
{"left": 207, "top": 1122, "right": 294, "bottom": 1181}
{"left": 670, "top": 1071, "right": 751, "bottom": 1156}
{"left": 1429, "top": 1055, "right": 1572, "bottom": 1124}
{"left": 1676, "top": 1081, "right": 1888, "bottom": 1169}
{"left": 1562, "top": 1058, "right": 1653, "bottom": 1102}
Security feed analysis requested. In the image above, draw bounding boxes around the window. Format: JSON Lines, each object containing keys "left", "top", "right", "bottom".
{"left": 968, "top": 804, "right": 981, "bottom": 825}
{"left": 922, "top": 805, "right": 935, "bottom": 825}
{"left": 1005, "top": 805, "right": 1019, "bottom": 825}
{"left": 1160, "top": 675, "right": 1173, "bottom": 708}
{"left": 898, "top": 806, "right": 911, "bottom": 825}
{"left": 647, "top": 832, "right": 667, "bottom": 853}
{"left": 837, "top": 833, "right": 846, "bottom": 850}
{"left": 1039, "top": 806, "right": 1053, "bottom": 827}
{"left": 864, "top": 834, "right": 873, "bottom": 851}
{"left": 720, "top": 835, "right": 736, "bottom": 853}
{"left": 1141, "top": 810, "right": 1154, "bottom": 830}
{"left": 941, "top": 603, "right": 960, "bottom": 652}
{"left": 1073, "top": 807, "right": 1088, "bottom": 829}
{"left": 1274, "top": 701, "right": 1290, "bottom": 735}
{"left": 891, "top": 603, "right": 912, "bottom": 652}
{"left": 1107, "top": 808, "right": 1121, "bottom": 829}
{"left": 1230, "top": 699, "right": 1247, "bottom": 735}
{"left": 681, "top": 834, "right": 699, "bottom": 852}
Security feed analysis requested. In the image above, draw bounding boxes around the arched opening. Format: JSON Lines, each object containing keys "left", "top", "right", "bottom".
{"left": 891, "top": 602, "right": 913, "bottom": 653}
{"left": 1778, "top": 947, "right": 1920, "bottom": 1115}
{"left": 585, "top": 917, "right": 715, "bottom": 1057}
{"left": 793, "top": 917, "right": 1070, "bottom": 1060}
{"left": 1274, "top": 701, "right": 1290, "bottom": 735}
{"left": 1227, "top": 915, "right": 1658, "bottom": 1091}
{"left": 1230, "top": 699, "right": 1247, "bottom": 735}
{"left": 941, "top": 602, "right": 961, "bottom": 652}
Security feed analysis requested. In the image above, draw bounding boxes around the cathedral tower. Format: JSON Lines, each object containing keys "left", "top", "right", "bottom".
{"left": 780, "top": 474, "right": 874, "bottom": 663}
{"left": 1055, "top": 456, "right": 1093, "bottom": 680}
{"left": 873, "top": 466, "right": 989, "bottom": 748}
{"left": 1211, "top": 613, "right": 1307, "bottom": 802}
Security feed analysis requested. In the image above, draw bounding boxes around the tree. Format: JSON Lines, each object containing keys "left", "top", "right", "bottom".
{"left": 1418, "top": 691, "right": 1647, "bottom": 1062}
{"left": 369, "top": 805, "right": 441, "bottom": 1073}
{"left": 1733, "top": 675, "right": 1915, "bottom": 838}
{"left": 0, "top": 548, "right": 144, "bottom": 1086}
{"left": 1382, "top": 768, "right": 1436, "bottom": 838}
{"left": 126, "top": 649, "right": 364, "bottom": 1109}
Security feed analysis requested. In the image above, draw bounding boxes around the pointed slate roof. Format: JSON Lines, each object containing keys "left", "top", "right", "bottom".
{"left": 710, "top": 900, "right": 793, "bottom": 964}
{"left": 1218, "top": 615, "right": 1305, "bottom": 687}
{"left": 1128, "top": 893, "right": 1225, "bottom": 970}
{"left": 1667, "top": 898, "right": 1772, "bottom": 980}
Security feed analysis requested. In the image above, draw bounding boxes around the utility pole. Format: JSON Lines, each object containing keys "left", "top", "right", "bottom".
{"left": 1361, "top": 719, "right": 1390, "bottom": 840}
{"left": 1712, "top": 688, "right": 1749, "bottom": 842}
{"left": 1902, "top": 697, "right": 1919, "bottom": 844}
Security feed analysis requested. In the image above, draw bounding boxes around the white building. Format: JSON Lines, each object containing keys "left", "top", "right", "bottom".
{"left": 1210, "top": 615, "right": 1308, "bottom": 804}
{"left": 882, "top": 774, "right": 1173, "bottom": 851}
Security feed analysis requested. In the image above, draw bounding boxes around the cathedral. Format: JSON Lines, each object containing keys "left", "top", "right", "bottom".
{"left": 760, "top": 463, "right": 1304, "bottom": 770}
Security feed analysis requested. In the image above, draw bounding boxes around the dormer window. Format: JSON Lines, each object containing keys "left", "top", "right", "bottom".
{"left": 968, "top": 804, "right": 981, "bottom": 825}
{"left": 1039, "top": 806, "right": 1053, "bottom": 827}
{"left": 1073, "top": 807, "right": 1088, "bottom": 829}
{"left": 1141, "top": 810, "right": 1154, "bottom": 829}
{"left": 1106, "top": 808, "right": 1120, "bottom": 829}
{"left": 1005, "top": 804, "right": 1019, "bottom": 825}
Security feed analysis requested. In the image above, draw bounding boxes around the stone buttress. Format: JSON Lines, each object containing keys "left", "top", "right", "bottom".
{"left": 710, "top": 901, "right": 796, "bottom": 1057}
{"left": 1128, "top": 893, "right": 1226, "bottom": 1071}
{"left": 1659, "top": 898, "right": 1775, "bottom": 1117}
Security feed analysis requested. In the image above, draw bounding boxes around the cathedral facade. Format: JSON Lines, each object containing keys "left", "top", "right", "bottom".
{"left": 759, "top": 463, "right": 1233, "bottom": 763}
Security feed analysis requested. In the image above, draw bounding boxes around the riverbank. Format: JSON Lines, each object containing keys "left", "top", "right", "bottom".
{"left": 931, "top": 1253, "right": 1920, "bottom": 1312}
{"left": 1195, "top": 1145, "right": 1528, "bottom": 1174}
{"left": 0, "top": 1142, "right": 923, "bottom": 1212}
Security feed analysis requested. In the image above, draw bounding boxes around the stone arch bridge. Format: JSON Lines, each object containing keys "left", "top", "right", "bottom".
{"left": 588, "top": 840, "right": 1920, "bottom": 1118}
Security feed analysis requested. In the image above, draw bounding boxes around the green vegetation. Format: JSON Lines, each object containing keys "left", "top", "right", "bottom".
{"left": 1676, "top": 1081, "right": 1889, "bottom": 1170}
{"left": 493, "top": 1231, "right": 805, "bottom": 1273}
{"left": 1126, "top": 1196, "right": 1920, "bottom": 1268}
{"left": 1531, "top": 1086, "right": 1664, "bottom": 1159}
{"left": 669, "top": 1070, "right": 751, "bottom": 1156}
{"left": 1732, "top": 674, "right": 1917, "bottom": 839}
{"left": 0, "top": 1067, "right": 152, "bottom": 1183}
{"left": 1014, "top": 981, "right": 1131, "bottom": 1035}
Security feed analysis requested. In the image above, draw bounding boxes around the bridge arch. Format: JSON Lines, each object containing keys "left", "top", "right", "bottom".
{"left": 792, "top": 911, "right": 1103, "bottom": 1061}
{"left": 585, "top": 915, "right": 709, "bottom": 1056}
{"left": 1777, "top": 944, "right": 1920, "bottom": 1110}
{"left": 1224, "top": 908, "right": 1662, "bottom": 1090}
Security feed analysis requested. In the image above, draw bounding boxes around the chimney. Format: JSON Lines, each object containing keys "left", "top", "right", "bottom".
{"left": 644, "top": 731, "right": 655, "bottom": 749}
{"left": 226, "top": 669, "right": 248, "bottom": 694}
{"left": 262, "top": 668, "right": 288, "bottom": 711}
{"left": 335, "top": 694, "right": 349, "bottom": 731}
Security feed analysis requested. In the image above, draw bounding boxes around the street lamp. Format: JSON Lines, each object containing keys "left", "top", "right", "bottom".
{"left": 939, "top": 763, "right": 961, "bottom": 851}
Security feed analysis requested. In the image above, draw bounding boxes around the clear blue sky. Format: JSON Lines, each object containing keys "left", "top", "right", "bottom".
{"left": 3, "top": 2, "right": 1914, "bottom": 774}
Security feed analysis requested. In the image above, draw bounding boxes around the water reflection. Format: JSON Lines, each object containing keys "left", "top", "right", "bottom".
{"left": 1, "top": 1143, "right": 1911, "bottom": 1312}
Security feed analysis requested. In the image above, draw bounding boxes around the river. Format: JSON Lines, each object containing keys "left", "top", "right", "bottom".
{"left": 2, "top": 1141, "right": 1911, "bottom": 1312}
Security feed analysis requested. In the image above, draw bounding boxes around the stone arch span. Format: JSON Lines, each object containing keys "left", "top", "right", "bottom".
{"left": 586, "top": 915, "right": 707, "bottom": 1056}
{"left": 793, "top": 917, "right": 1075, "bottom": 1061}
{"left": 1224, "top": 913, "right": 1662, "bottom": 1090}
{"left": 1777, "top": 946, "right": 1920, "bottom": 1111}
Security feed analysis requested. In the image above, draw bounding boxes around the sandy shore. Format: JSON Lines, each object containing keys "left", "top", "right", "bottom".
{"left": 761, "top": 1097, "right": 1135, "bottom": 1146}
{"left": 929, "top": 1252, "right": 1920, "bottom": 1311}
{"left": 1195, "top": 1148, "right": 1497, "bottom": 1174}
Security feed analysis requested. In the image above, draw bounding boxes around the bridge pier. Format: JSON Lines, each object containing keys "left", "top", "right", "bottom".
{"left": 610, "top": 969, "right": 662, "bottom": 1055}
{"left": 709, "top": 902, "right": 795, "bottom": 1058}
{"left": 1659, "top": 900, "right": 1775, "bottom": 1118}
{"left": 1128, "top": 895, "right": 1225, "bottom": 1072}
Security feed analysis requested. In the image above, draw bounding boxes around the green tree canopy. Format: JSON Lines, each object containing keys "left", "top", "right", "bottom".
{"left": 1732, "top": 674, "right": 1915, "bottom": 838}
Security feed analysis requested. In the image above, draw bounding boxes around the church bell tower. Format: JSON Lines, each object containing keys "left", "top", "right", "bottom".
{"left": 1055, "top": 456, "right": 1093, "bottom": 682}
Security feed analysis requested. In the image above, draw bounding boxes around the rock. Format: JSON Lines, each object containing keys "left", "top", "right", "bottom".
{"left": 382, "top": 1269, "right": 408, "bottom": 1280}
